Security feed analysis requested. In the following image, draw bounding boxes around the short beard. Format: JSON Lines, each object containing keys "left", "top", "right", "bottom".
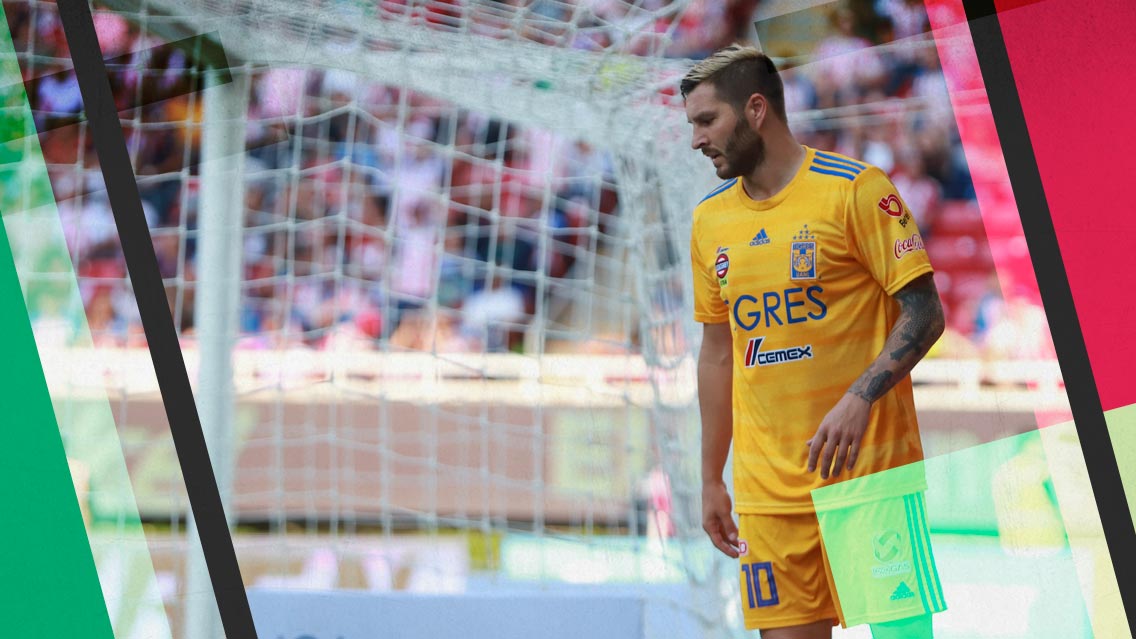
{"left": 719, "top": 118, "right": 764, "bottom": 179}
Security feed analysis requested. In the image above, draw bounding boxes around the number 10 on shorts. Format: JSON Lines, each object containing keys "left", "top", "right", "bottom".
{"left": 741, "top": 561, "right": 779, "bottom": 608}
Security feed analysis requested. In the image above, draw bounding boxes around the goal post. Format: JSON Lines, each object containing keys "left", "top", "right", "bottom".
{"left": 184, "top": 61, "right": 249, "bottom": 639}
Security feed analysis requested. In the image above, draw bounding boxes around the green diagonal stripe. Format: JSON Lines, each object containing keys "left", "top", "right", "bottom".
{"left": 903, "top": 494, "right": 932, "bottom": 614}
{"left": 914, "top": 492, "right": 946, "bottom": 611}
{"left": 1104, "top": 403, "right": 1136, "bottom": 520}
{"left": 0, "top": 2, "right": 174, "bottom": 636}
{"left": 0, "top": 217, "right": 115, "bottom": 637}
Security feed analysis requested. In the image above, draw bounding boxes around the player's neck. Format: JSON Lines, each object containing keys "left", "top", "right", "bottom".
{"left": 739, "top": 133, "right": 806, "bottom": 203}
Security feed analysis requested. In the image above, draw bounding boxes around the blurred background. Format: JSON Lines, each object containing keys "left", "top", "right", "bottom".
{"left": 12, "top": 0, "right": 1046, "bottom": 360}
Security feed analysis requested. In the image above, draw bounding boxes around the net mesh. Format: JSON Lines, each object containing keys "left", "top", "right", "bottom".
{"left": 15, "top": 0, "right": 741, "bottom": 637}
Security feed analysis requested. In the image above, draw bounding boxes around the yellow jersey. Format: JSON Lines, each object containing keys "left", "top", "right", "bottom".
{"left": 691, "top": 146, "right": 934, "bottom": 514}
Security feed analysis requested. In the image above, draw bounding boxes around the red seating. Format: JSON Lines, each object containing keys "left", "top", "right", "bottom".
{"left": 931, "top": 200, "right": 985, "bottom": 236}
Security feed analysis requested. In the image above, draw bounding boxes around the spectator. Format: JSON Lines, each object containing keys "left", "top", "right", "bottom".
{"left": 811, "top": 6, "right": 887, "bottom": 94}
{"left": 892, "top": 144, "right": 943, "bottom": 235}
{"left": 35, "top": 62, "right": 83, "bottom": 128}
{"left": 389, "top": 200, "right": 441, "bottom": 328}
{"left": 461, "top": 275, "right": 526, "bottom": 352}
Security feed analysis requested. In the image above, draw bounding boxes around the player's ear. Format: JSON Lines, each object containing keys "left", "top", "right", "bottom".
{"left": 746, "top": 93, "right": 767, "bottom": 129}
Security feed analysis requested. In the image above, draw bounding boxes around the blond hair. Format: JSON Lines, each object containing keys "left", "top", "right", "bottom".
{"left": 680, "top": 44, "right": 786, "bottom": 121}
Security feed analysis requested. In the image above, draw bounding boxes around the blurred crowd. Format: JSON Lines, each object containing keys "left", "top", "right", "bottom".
{"left": 7, "top": 0, "right": 1051, "bottom": 363}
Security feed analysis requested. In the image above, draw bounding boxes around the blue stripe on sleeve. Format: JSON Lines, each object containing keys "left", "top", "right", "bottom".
{"left": 814, "top": 151, "right": 867, "bottom": 170}
{"left": 808, "top": 166, "right": 857, "bottom": 181}
{"left": 812, "top": 156, "right": 864, "bottom": 175}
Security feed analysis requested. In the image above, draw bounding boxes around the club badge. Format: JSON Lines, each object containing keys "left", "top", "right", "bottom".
{"left": 790, "top": 225, "right": 817, "bottom": 281}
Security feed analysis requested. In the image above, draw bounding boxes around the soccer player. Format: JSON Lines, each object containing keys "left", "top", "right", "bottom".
{"left": 682, "top": 45, "right": 947, "bottom": 639}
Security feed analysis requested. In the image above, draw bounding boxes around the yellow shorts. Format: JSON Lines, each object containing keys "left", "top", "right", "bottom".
{"left": 737, "top": 491, "right": 945, "bottom": 631}
{"left": 737, "top": 511, "right": 842, "bottom": 630}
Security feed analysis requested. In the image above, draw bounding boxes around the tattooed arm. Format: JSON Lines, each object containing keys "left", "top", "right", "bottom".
{"left": 848, "top": 273, "right": 946, "bottom": 403}
{"left": 806, "top": 273, "right": 945, "bottom": 479}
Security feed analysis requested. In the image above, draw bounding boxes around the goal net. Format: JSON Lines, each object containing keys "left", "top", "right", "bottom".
{"left": 13, "top": 0, "right": 745, "bottom": 637}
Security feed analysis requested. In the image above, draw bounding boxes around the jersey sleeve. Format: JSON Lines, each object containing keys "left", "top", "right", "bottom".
{"left": 846, "top": 166, "right": 935, "bottom": 296}
{"left": 690, "top": 214, "right": 729, "bottom": 323}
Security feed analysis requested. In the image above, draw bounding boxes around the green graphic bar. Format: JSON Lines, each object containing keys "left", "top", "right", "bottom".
{"left": 0, "top": 218, "right": 116, "bottom": 637}
{"left": 812, "top": 428, "right": 1100, "bottom": 636}
{"left": 0, "top": 1, "right": 174, "bottom": 635}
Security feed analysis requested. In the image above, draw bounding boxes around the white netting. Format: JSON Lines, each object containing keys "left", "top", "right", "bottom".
{"left": 20, "top": 0, "right": 741, "bottom": 637}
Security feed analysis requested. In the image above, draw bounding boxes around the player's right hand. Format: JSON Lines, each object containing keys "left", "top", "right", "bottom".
{"left": 702, "top": 481, "right": 740, "bottom": 558}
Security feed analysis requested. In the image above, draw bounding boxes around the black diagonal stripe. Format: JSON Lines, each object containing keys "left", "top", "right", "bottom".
{"left": 55, "top": 2, "right": 257, "bottom": 637}
{"left": 963, "top": 0, "right": 1136, "bottom": 629}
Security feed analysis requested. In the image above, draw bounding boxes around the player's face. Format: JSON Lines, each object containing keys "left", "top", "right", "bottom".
{"left": 686, "top": 84, "right": 764, "bottom": 179}
{"left": 721, "top": 116, "right": 764, "bottom": 179}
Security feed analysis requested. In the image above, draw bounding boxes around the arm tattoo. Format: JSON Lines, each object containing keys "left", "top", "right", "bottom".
{"left": 848, "top": 274, "right": 945, "bottom": 404}
{"left": 889, "top": 276, "right": 943, "bottom": 362}
{"left": 849, "top": 366, "right": 892, "bottom": 404}
{"left": 854, "top": 370, "right": 893, "bottom": 402}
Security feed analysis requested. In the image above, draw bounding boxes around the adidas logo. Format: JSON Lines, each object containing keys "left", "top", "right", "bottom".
{"left": 890, "top": 581, "right": 915, "bottom": 601}
{"left": 749, "top": 229, "right": 771, "bottom": 246}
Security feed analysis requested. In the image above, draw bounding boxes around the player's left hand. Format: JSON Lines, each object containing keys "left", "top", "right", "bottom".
{"left": 806, "top": 392, "right": 871, "bottom": 479}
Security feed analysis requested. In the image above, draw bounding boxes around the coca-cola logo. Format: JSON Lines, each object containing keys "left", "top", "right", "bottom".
{"left": 894, "top": 233, "right": 925, "bottom": 259}
{"left": 878, "top": 194, "right": 904, "bottom": 217}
